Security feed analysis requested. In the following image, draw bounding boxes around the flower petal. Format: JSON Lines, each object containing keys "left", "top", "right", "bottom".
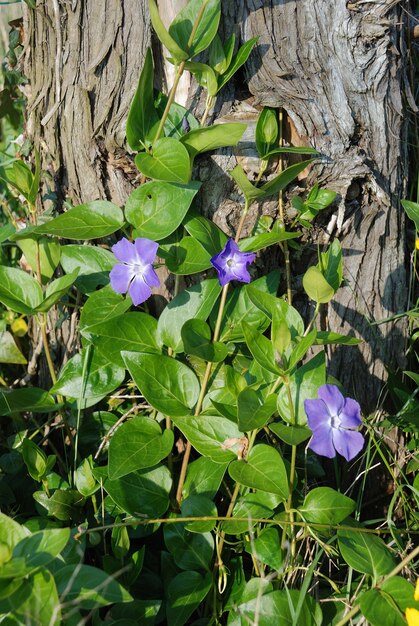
{"left": 304, "top": 398, "right": 330, "bottom": 430}
{"left": 128, "top": 275, "right": 152, "bottom": 306}
{"left": 332, "top": 428, "right": 364, "bottom": 461}
{"left": 317, "top": 384, "right": 345, "bottom": 416}
{"left": 210, "top": 239, "right": 256, "bottom": 286}
{"left": 134, "top": 238, "right": 159, "bottom": 264}
{"left": 112, "top": 238, "right": 137, "bottom": 264}
{"left": 339, "top": 398, "right": 362, "bottom": 428}
{"left": 308, "top": 422, "right": 336, "bottom": 458}
{"left": 142, "top": 264, "right": 160, "bottom": 289}
{"left": 110, "top": 263, "right": 134, "bottom": 294}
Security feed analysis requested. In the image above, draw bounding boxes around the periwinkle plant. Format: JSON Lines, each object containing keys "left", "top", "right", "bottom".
{"left": 0, "top": 1, "right": 414, "bottom": 625}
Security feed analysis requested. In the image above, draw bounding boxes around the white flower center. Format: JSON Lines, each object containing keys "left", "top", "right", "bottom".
{"left": 330, "top": 414, "right": 340, "bottom": 429}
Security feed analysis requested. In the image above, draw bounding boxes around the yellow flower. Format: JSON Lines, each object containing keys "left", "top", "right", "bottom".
{"left": 406, "top": 608, "right": 419, "bottom": 626}
{"left": 416, "top": 239, "right": 419, "bottom": 250}
{"left": 415, "top": 579, "right": 419, "bottom": 602}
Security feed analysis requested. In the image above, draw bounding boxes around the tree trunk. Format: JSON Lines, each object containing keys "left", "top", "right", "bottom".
{"left": 22, "top": 0, "right": 411, "bottom": 410}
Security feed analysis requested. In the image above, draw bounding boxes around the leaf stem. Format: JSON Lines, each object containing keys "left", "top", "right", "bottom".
{"left": 277, "top": 109, "right": 292, "bottom": 305}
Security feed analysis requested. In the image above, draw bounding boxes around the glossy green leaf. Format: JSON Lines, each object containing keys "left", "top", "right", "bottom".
{"left": 184, "top": 61, "right": 218, "bottom": 96}
{"left": 315, "top": 331, "right": 362, "bottom": 346}
{"left": 277, "top": 351, "right": 326, "bottom": 425}
{"left": 17, "top": 236, "right": 61, "bottom": 284}
{"left": 162, "top": 235, "right": 212, "bottom": 274}
{"left": 172, "top": 414, "right": 244, "bottom": 463}
{"left": 182, "top": 457, "right": 228, "bottom": 500}
{"left": 242, "top": 321, "right": 280, "bottom": 374}
{"left": 157, "top": 278, "right": 221, "bottom": 353}
{"left": 303, "top": 266, "right": 335, "bottom": 303}
{"left": 229, "top": 445, "right": 289, "bottom": 499}
{"left": 0, "top": 266, "right": 42, "bottom": 314}
{"left": 228, "top": 588, "right": 322, "bottom": 626}
{"left": 319, "top": 239, "right": 342, "bottom": 292}
{"left": 183, "top": 213, "right": 228, "bottom": 256}
{"left": 103, "top": 465, "right": 172, "bottom": 518}
{"left": 169, "top": 0, "right": 221, "bottom": 58}
{"left": 0, "top": 388, "right": 57, "bottom": 415}
{"left": 108, "top": 416, "right": 174, "bottom": 479}
{"left": 222, "top": 492, "right": 280, "bottom": 534}
{"left": 21, "top": 439, "right": 51, "bottom": 481}
{"left": 1, "top": 160, "right": 33, "bottom": 200}
{"left": 244, "top": 527, "right": 283, "bottom": 571}
{"left": 338, "top": 526, "right": 397, "bottom": 576}
{"left": 217, "top": 37, "right": 258, "bottom": 92}
{"left": 125, "top": 180, "right": 200, "bottom": 239}
{"left": 35, "top": 268, "right": 79, "bottom": 312}
{"left": 180, "top": 123, "right": 246, "bottom": 159}
{"left": 155, "top": 92, "right": 200, "bottom": 139}
{"left": 181, "top": 495, "right": 218, "bottom": 532}
{"left": 166, "top": 572, "right": 212, "bottom": 626}
{"left": 126, "top": 48, "right": 159, "bottom": 150}
{"left": 5, "top": 569, "right": 61, "bottom": 626}
{"left": 33, "top": 489, "right": 84, "bottom": 521}
{"left": 261, "top": 146, "right": 319, "bottom": 160}
{"left": 238, "top": 229, "right": 299, "bottom": 253}
{"left": 0, "top": 331, "right": 26, "bottom": 364}
{"left": 229, "top": 164, "right": 265, "bottom": 201}
{"left": 287, "top": 329, "right": 317, "bottom": 370}
{"left": 13, "top": 528, "right": 70, "bottom": 573}
{"left": 164, "top": 520, "right": 214, "bottom": 571}
{"left": 79, "top": 285, "right": 131, "bottom": 335}
{"left": 60, "top": 244, "right": 115, "bottom": 293}
{"left": 55, "top": 564, "right": 132, "bottom": 609}
{"left": 122, "top": 352, "right": 200, "bottom": 416}
{"left": 51, "top": 348, "right": 125, "bottom": 402}
{"left": 33, "top": 201, "right": 124, "bottom": 240}
{"left": 401, "top": 199, "right": 419, "bottom": 230}
{"left": 135, "top": 138, "right": 191, "bottom": 183}
{"left": 255, "top": 108, "right": 278, "bottom": 158}
{"left": 148, "top": 0, "right": 188, "bottom": 61}
{"left": 74, "top": 457, "right": 98, "bottom": 497}
{"left": 237, "top": 390, "right": 277, "bottom": 431}
{"left": 300, "top": 487, "right": 356, "bottom": 525}
{"left": 182, "top": 318, "right": 228, "bottom": 362}
{"left": 260, "top": 160, "right": 315, "bottom": 198}
{"left": 0, "top": 513, "right": 30, "bottom": 550}
{"left": 359, "top": 588, "right": 407, "bottom": 626}
{"left": 208, "top": 33, "right": 229, "bottom": 74}
{"left": 89, "top": 312, "right": 161, "bottom": 368}
{"left": 269, "top": 422, "right": 311, "bottom": 446}
{"left": 246, "top": 286, "right": 305, "bottom": 338}
{"left": 271, "top": 309, "right": 291, "bottom": 356}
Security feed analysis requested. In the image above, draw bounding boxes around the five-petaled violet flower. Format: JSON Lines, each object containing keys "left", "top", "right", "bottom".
{"left": 210, "top": 239, "right": 256, "bottom": 287}
{"left": 109, "top": 237, "right": 160, "bottom": 306}
{"left": 304, "top": 384, "right": 364, "bottom": 462}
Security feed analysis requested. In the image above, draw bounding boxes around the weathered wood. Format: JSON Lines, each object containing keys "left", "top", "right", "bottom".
{"left": 22, "top": 0, "right": 411, "bottom": 409}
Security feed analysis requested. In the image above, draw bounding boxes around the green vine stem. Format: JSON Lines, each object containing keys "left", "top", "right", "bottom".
{"left": 277, "top": 109, "right": 293, "bottom": 306}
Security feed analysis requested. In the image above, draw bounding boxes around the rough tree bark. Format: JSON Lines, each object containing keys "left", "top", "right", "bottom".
{"left": 22, "top": 0, "right": 412, "bottom": 410}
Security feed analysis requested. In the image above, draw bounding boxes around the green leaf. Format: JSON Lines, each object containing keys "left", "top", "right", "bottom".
{"left": 33, "top": 201, "right": 124, "bottom": 240}
{"left": 169, "top": 0, "right": 221, "bottom": 58}
{"left": 0, "top": 388, "right": 57, "bottom": 416}
{"left": 238, "top": 229, "right": 299, "bottom": 253}
{"left": 17, "top": 236, "right": 61, "bottom": 284}
{"left": 166, "top": 572, "right": 212, "bottom": 626}
{"left": 246, "top": 286, "right": 305, "bottom": 338}
{"left": 0, "top": 513, "right": 30, "bottom": 550}
{"left": 277, "top": 351, "right": 326, "bottom": 425}
{"left": 314, "top": 331, "right": 362, "bottom": 346}
{"left": 148, "top": 0, "right": 188, "bottom": 61}
{"left": 229, "top": 444, "right": 289, "bottom": 499}
{"left": 79, "top": 285, "right": 131, "bottom": 334}
{"left": 237, "top": 389, "right": 277, "bottom": 431}
{"left": 181, "top": 495, "right": 218, "bottom": 532}
{"left": 287, "top": 329, "right": 317, "bottom": 370}
{"left": 13, "top": 528, "right": 70, "bottom": 574}
{"left": 183, "top": 457, "right": 228, "bottom": 500}
{"left": 0, "top": 266, "right": 42, "bottom": 314}
{"left": 242, "top": 321, "right": 280, "bottom": 374}
{"left": 338, "top": 525, "right": 397, "bottom": 577}
{"left": 300, "top": 487, "right": 356, "bottom": 525}
{"left": 33, "top": 489, "right": 84, "bottom": 521}
{"left": 261, "top": 146, "right": 319, "bottom": 160}
{"left": 122, "top": 352, "right": 200, "bottom": 416}
{"left": 260, "top": 160, "right": 315, "bottom": 199}
{"left": 172, "top": 415, "right": 244, "bottom": 463}
{"left": 217, "top": 37, "right": 258, "bottom": 92}
{"left": 319, "top": 239, "right": 342, "bottom": 292}
{"left": 255, "top": 108, "right": 278, "bottom": 158}
{"left": 55, "top": 564, "right": 132, "bottom": 609}
{"left": 51, "top": 348, "right": 125, "bottom": 402}
{"left": 5, "top": 569, "right": 61, "bottom": 626}
{"left": 157, "top": 278, "right": 221, "bottom": 353}
{"left": 21, "top": 439, "right": 49, "bottom": 481}
{"left": 35, "top": 268, "right": 79, "bottom": 312}
{"left": 164, "top": 520, "right": 214, "bottom": 571}
{"left": 0, "top": 331, "right": 27, "bottom": 364}
{"left": 182, "top": 319, "right": 228, "bottom": 362}
{"left": 222, "top": 491, "right": 280, "bottom": 535}
{"left": 244, "top": 527, "right": 283, "bottom": 571}
{"left": 102, "top": 464, "right": 172, "bottom": 518}
{"left": 208, "top": 33, "right": 230, "bottom": 74}
{"left": 228, "top": 588, "right": 322, "bottom": 626}
{"left": 269, "top": 422, "right": 311, "bottom": 446}
{"left": 184, "top": 61, "right": 218, "bottom": 96}
{"left": 183, "top": 213, "right": 228, "bottom": 256}
{"left": 135, "top": 138, "right": 191, "bottom": 183}
{"left": 303, "top": 266, "right": 335, "bottom": 303}
{"left": 401, "top": 199, "right": 419, "bottom": 230}
{"left": 161, "top": 235, "right": 212, "bottom": 274}
{"left": 60, "top": 244, "right": 115, "bottom": 294}
{"left": 229, "top": 164, "right": 265, "bottom": 202}
{"left": 89, "top": 312, "right": 161, "bottom": 368}
{"left": 1, "top": 161, "right": 33, "bottom": 200}
{"left": 74, "top": 457, "right": 98, "bottom": 497}
{"left": 155, "top": 92, "right": 200, "bottom": 139}
{"left": 126, "top": 48, "right": 160, "bottom": 150}
{"left": 359, "top": 588, "right": 407, "bottom": 626}
{"left": 108, "top": 416, "right": 174, "bottom": 479}
{"left": 180, "top": 123, "right": 246, "bottom": 159}
{"left": 125, "top": 180, "right": 200, "bottom": 240}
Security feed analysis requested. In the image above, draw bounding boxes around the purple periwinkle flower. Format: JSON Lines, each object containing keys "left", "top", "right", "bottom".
{"left": 210, "top": 239, "right": 256, "bottom": 287}
{"left": 109, "top": 237, "right": 160, "bottom": 306}
{"left": 304, "top": 384, "right": 364, "bottom": 462}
